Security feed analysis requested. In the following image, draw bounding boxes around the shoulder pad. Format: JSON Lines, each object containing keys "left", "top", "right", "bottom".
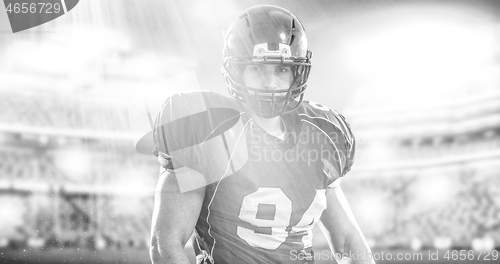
{"left": 299, "top": 101, "right": 356, "bottom": 176}
{"left": 152, "top": 90, "right": 239, "bottom": 157}
{"left": 152, "top": 90, "right": 248, "bottom": 191}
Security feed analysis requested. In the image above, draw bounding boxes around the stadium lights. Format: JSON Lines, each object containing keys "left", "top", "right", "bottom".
{"left": 410, "top": 174, "right": 458, "bottom": 211}
{"left": 357, "top": 136, "right": 394, "bottom": 166}
{"left": 0, "top": 196, "right": 24, "bottom": 238}
{"left": 472, "top": 237, "right": 495, "bottom": 251}
{"left": 56, "top": 136, "right": 67, "bottom": 146}
{"left": 38, "top": 135, "right": 49, "bottom": 145}
{"left": 0, "top": 133, "right": 9, "bottom": 144}
{"left": 350, "top": 190, "right": 390, "bottom": 236}
{"left": 4, "top": 25, "right": 132, "bottom": 91}
{"left": 27, "top": 238, "right": 45, "bottom": 248}
{"left": 410, "top": 238, "right": 422, "bottom": 251}
{"left": 0, "top": 238, "right": 8, "bottom": 248}
{"left": 433, "top": 237, "right": 452, "bottom": 250}
{"left": 54, "top": 147, "right": 91, "bottom": 181}
{"left": 110, "top": 167, "right": 156, "bottom": 195}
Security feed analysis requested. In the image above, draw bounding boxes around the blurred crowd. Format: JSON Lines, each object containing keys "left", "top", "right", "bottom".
{"left": 396, "top": 128, "right": 500, "bottom": 161}
{"left": 0, "top": 91, "right": 130, "bottom": 132}
{"left": 0, "top": 91, "right": 499, "bottom": 252}
{"left": 344, "top": 163, "right": 500, "bottom": 249}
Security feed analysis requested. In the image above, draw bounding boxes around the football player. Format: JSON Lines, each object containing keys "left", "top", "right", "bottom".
{"left": 150, "top": 5, "right": 374, "bottom": 264}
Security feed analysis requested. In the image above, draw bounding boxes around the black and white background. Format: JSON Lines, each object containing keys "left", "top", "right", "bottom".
{"left": 0, "top": 0, "right": 499, "bottom": 263}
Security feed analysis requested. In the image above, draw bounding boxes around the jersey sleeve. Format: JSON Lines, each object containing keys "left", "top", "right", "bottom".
{"left": 302, "top": 101, "right": 356, "bottom": 183}
{"left": 328, "top": 110, "right": 356, "bottom": 176}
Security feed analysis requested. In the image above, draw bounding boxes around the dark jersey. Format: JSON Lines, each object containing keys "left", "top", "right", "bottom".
{"left": 153, "top": 91, "right": 355, "bottom": 264}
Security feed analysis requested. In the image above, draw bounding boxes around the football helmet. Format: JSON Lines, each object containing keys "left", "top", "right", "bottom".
{"left": 222, "top": 5, "right": 312, "bottom": 118}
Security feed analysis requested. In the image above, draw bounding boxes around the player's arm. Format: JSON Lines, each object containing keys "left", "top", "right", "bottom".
{"left": 150, "top": 166, "right": 206, "bottom": 264}
{"left": 318, "top": 184, "right": 375, "bottom": 264}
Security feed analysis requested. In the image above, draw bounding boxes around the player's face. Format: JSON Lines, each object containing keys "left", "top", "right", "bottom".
{"left": 242, "top": 64, "right": 293, "bottom": 91}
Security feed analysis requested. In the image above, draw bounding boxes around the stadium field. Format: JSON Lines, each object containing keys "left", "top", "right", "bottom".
{"left": 1, "top": 247, "right": 497, "bottom": 264}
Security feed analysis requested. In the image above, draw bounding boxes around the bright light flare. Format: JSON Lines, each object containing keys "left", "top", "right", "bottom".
{"left": 357, "top": 137, "right": 393, "bottom": 166}
{"left": 54, "top": 147, "right": 91, "bottom": 181}
{"left": 348, "top": 21, "right": 495, "bottom": 79}
{"left": 342, "top": 6, "right": 498, "bottom": 108}
{"left": 350, "top": 190, "right": 391, "bottom": 235}
{"left": 0, "top": 196, "right": 25, "bottom": 237}
{"left": 6, "top": 26, "right": 131, "bottom": 74}
{"left": 410, "top": 174, "right": 458, "bottom": 210}
{"left": 108, "top": 167, "right": 156, "bottom": 215}
{"left": 110, "top": 166, "right": 156, "bottom": 195}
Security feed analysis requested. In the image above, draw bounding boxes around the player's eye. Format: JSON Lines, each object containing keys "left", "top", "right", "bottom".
{"left": 275, "top": 67, "right": 290, "bottom": 73}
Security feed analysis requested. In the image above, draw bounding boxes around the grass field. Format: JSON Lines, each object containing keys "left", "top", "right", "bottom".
{"left": 1, "top": 247, "right": 498, "bottom": 264}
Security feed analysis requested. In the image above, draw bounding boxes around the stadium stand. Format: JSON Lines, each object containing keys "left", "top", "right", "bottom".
{"left": 0, "top": 87, "right": 499, "bottom": 255}
{"left": 344, "top": 93, "right": 500, "bottom": 250}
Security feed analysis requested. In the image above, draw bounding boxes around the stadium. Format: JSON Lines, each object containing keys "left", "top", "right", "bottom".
{"left": 1, "top": 0, "right": 499, "bottom": 263}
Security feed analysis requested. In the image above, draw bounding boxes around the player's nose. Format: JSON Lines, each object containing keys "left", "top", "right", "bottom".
{"left": 263, "top": 69, "right": 278, "bottom": 90}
